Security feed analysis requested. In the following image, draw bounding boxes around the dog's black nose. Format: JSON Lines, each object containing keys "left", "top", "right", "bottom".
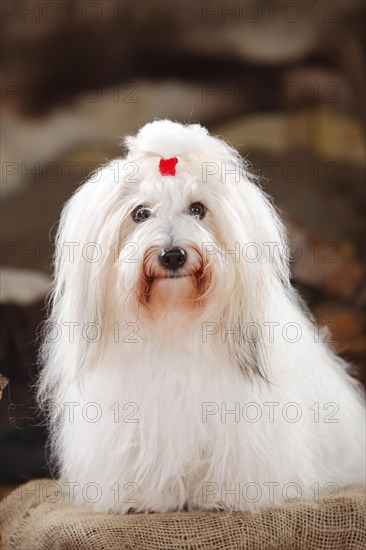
{"left": 159, "top": 247, "right": 187, "bottom": 271}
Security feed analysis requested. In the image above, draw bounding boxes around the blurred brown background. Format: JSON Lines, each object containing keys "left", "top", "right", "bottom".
{"left": 0, "top": 0, "right": 365, "bottom": 483}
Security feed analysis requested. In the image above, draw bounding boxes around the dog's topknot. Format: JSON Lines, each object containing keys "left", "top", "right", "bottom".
{"left": 125, "top": 119, "right": 226, "bottom": 160}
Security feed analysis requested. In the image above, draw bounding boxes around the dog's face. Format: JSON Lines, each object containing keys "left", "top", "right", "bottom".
{"left": 116, "top": 162, "right": 227, "bottom": 317}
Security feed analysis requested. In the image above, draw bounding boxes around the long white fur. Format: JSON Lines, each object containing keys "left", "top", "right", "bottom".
{"left": 38, "top": 120, "right": 365, "bottom": 513}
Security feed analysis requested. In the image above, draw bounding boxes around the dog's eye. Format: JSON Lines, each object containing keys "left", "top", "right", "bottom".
{"left": 132, "top": 205, "right": 152, "bottom": 223}
{"left": 189, "top": 202, "right": 206, "bottom": 220}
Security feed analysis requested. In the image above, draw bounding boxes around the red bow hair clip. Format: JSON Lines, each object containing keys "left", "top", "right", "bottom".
{"left": 159, "top": 157, "right": 178, "bottom": 176}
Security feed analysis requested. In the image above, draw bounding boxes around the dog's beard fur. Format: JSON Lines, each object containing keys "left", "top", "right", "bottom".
{"left": 38, "top": 120, "right": 365, "bottom": 514}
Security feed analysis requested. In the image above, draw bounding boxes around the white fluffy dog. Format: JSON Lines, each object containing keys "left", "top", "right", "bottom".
{"left": 38, "top": 120, "right": 365, "bottom": 513}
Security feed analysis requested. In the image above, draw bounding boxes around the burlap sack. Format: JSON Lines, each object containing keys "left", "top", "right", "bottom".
{"left": 1, "top": 480, "right": 365, "bottom": 550}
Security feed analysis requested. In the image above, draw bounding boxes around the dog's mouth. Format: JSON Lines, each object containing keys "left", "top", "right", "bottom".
{"left": 154, "top": 274, "right": 188, "bottom": 280}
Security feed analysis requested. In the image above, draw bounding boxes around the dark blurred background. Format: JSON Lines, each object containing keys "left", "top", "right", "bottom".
{"left": 1, "top": 0, "right": 365, "bottom": 486}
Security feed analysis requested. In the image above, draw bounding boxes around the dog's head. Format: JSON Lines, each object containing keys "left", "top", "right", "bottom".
{"left": 47, "top": 120, "right": 291, "bottom": 374}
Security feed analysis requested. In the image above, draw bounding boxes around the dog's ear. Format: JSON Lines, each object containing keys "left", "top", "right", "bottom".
{"left": 210, "top": 151, "right": 292, "bottom": 383}
{"left": 39, "top": 159, "right": 133, "bottom": 405}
